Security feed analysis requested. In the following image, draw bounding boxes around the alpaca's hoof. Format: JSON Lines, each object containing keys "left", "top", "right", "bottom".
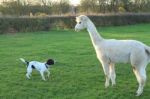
{"left": 112, "top": 83, "right": 116, "bottom": 87}
{"left": 136, "top": 90, "right": 143, "bottom": 96}
{"left": 42, "top": 79, "right": 46, "bottom": 81}
{"left": 105, "top": 83, "right": 110, "bottom": 88}
{"left": 136, "top": 93, "right": 142, "bottom": 96}
{"left": 105, "top": 86, "right": 109, "bottom": 88}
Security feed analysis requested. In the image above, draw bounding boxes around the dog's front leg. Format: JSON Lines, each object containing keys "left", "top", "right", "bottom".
{"left": 40, "top": 71, "right": 46, "bottom": 81}
{"left": 26, "top": 69, "right": 32, "bottom": 79}
{"left": 26, "top": 73, "right": 31, "bottom": 79}
{"left": 46, "top": 70, "right": 50, "bottom": 78}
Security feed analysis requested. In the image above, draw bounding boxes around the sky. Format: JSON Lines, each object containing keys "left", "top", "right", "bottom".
{"left": 70, "top": 0, "right": 80, "bottom": 6}
{"left": 0, "top": 0, "right": 81, "bottom": 5}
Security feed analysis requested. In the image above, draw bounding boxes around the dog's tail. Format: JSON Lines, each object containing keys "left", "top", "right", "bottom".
{"left": 20, "top": 58, "right": 29, "bottom": 66}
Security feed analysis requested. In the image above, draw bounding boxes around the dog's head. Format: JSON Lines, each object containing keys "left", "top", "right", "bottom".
{"left": 46, "top": 59, "right": 55, "bottom": 65}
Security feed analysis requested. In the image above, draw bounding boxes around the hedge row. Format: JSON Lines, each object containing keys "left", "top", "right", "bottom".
{"left": 90, "top": 13, "right": 150, "bottom": 26}
{"left": 0, "top": 16, "right": 75, "bottom": 33}
{"left": 0, "top": 13, "right": 150, "bottom": 33}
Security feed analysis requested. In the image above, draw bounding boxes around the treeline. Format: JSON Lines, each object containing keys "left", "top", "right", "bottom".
{"left": 0, "top": 0, "right": 150, "bottom": 16}
{"left": 0, "top": 0, "right": 70, "bottom": 16}
{"left": 79, "top": 0, "right": 150, "bottom": 13}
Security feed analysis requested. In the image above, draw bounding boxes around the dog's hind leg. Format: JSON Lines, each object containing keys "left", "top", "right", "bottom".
{"left": 40, "top": 71, "right": 46, "bottom": 81}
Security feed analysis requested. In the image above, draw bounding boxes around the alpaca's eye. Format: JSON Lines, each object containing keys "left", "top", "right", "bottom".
{"left": 79, "top": 22, "right": 81, "bottom": 24}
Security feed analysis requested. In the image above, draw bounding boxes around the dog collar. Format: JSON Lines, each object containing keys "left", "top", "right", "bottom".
{"left": 45, "top": 63, "right": 49, "bottom": 69}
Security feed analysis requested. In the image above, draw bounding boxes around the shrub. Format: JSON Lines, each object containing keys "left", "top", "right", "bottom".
{"left": 34, "top": 12, "right": 48, "bottom": 17}
{"left": 118, "top": 7, "right": 126, "bottom": 13}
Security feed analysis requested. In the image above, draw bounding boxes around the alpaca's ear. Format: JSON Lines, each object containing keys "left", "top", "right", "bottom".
{"left": 76, "top": 15, "right": 88, "bottom": 22}
{"left": 75, "top": 17, "right": 79, "bottom": 22}
{"left": 76, "top": 16, "right": 78, "bottom": 19}
{"left": 81, "top": 16, "right": 88, "bottom": 21}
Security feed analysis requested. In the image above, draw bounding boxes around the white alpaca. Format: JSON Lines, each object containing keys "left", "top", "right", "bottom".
{"left": 75, "top": 15, "right": 150, "bottom": 96}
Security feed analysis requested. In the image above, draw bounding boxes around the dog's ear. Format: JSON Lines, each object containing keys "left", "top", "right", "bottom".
{"left": 46, "top": 59, "right": 54, "bottom": 65}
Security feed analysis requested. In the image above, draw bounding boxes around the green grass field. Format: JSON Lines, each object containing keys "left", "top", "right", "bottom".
{"left": 0, "top": 24, "right": 150, "bottom": 99}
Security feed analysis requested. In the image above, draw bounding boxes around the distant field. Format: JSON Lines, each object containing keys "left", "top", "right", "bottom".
{"left": 0, "top": 24, "right": 150, "bottom": 99}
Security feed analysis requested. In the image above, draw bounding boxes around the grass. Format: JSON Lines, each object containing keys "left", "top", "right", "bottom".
{"left": 0, "top": 24, "right": 150, "bottom": 99}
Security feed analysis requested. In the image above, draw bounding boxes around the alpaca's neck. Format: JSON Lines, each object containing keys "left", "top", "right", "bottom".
{"left": 87, "top": 20, "right": 103, "bottom": 46}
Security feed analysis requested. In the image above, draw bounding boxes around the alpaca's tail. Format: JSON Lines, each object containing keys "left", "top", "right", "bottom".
{"left": 20, "top": 58, "right": 29, "bottom": 66}
{"left": 145, "top": 46, "right": 150, "bottom": 62}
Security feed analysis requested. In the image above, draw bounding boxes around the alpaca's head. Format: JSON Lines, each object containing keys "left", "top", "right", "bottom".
{"left": 75, "top": 15, "right": 89, "bottom": 32}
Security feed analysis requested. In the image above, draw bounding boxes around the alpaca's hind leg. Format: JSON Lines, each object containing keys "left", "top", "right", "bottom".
{"left": 101, "top": 62, "right": 110, "bottom": 88}
{"left": 132, "top": 66, "right": 146, "bottom": 96}
{"left": 109, "top": 63, "right": 116, "bottom": 86}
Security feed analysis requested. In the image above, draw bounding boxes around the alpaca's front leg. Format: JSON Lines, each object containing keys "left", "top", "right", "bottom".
{"left": 105, "top": 75, "right": 110, "bottom": 88}
{"left": 101, "top": 62, "right": 110, "bottom": 88}
{"left": 109, "top": 63, "right": 116, "bottom": 86}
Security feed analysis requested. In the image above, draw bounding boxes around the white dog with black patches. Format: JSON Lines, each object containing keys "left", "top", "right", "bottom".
{"left": 20, "top": 58, "right": 55, "bottom": 81}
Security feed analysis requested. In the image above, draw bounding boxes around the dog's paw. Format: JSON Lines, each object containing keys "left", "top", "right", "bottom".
{"left": 42, "top": 79, "right": 46, "bottom": 81}
{"left": 26, "top": 77, "right": 30, "bottom": 79}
